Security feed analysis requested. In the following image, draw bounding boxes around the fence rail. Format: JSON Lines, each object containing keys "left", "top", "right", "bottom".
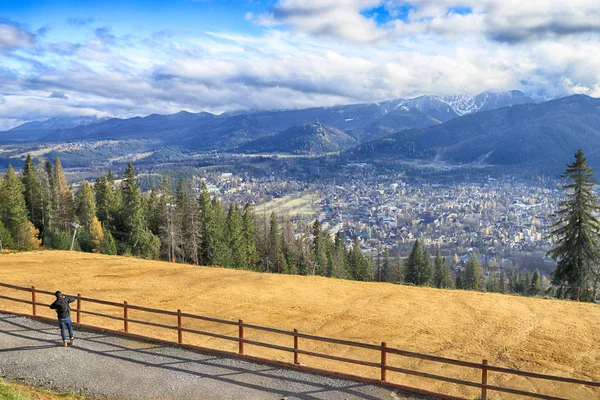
{"left": 0, "top": 281, "right": 598, "bottom": 400}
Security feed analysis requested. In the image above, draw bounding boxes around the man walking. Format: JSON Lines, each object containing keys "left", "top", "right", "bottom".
{"left": 49, "top": 291, "right": 75, "bottom": 347}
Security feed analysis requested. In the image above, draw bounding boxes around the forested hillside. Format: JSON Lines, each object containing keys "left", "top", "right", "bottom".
{"left": 0, "top": 155, "right": 572, "bottom": 301}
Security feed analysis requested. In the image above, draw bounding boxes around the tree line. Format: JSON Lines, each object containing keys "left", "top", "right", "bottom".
{"left": 0, "top": 152, "right": 598, "bottom": 301}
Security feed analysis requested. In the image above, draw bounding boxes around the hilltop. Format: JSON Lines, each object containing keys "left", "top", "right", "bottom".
{"left": 231, "top": 122, "right": 357, "bottom": 154}
{"left": 1, "top": 251, "right": 598, "bottom": 399}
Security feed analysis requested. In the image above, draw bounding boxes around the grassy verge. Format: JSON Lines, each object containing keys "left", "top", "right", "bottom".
{"left": 0, "top": 378, "right": 88, "bottom": 400}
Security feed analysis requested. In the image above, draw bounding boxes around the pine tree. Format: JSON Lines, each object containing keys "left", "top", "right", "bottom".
{"left": 227, "top": 204, "right": 245, "bottom": 268}
{"left": 119, "top": 162, "right": 159, "bottom": 258}
{"left": 348, "top": 237, "right": 371, "bottom": 281}
{"left": 280, "top": 214, "right": 296, "bottom": 274}
{"left": 175, "top": 178, "right": 200, "bottom": 264}
{"left": 405, "top": 240, "right": 433, "bottom": 286}
{"left": 548, "top": 149, "right": 600, "bottom": 299}
{"left": 94, "top": 174, "right": 117, "bottom": 228}
{"left": 0, "top": 165, "right": 34, "bottom": 249}
{"left": 331, "top": 231, "right": 348, "bottom": 279}
{"left": 268, "top": 212, "right": 284, "bottom": 272}
{"left": 198, "top": 183, "right": 212, "bottom": 265}
{"left": 203, "top": 195, "right": 229, "bottom": 266}
{"left": 463, "top": 253, "right": 482, "bottom": 291}
{"left": 52, "top": 157, "right": 75, "bottom": 232}
{"left": 43, "top": 159, "right": 55, "bottom": 231}
{"left": 21, "top": 154, "right": 43, "bottom": 234}
{"left": 433, "top": 250, "right": 453, "bottom": 288}
{"left": 75, "top": 180, "right": 97, "bottom": 232}
{"left": 242, "top": 203, "right": 259, "bottom": 270}
{"left": 100, "top": 226, "right": 117, "bottom": 255}
{"left": 311, "top": 219, "right": 328, "bottom": 275}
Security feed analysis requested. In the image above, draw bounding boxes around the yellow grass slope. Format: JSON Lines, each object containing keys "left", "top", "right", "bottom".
{"left": 1, "top": 250, "right": 599, "bottom": 400}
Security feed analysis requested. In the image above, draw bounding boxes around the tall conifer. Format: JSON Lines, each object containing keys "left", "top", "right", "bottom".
{"left": 548, "top": 149, "right": 600, "bottom": 299}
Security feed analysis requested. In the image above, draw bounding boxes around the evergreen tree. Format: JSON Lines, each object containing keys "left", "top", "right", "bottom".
{"left": 331, "top": 231, "right": 347, "bottom": 278}
{"left": 205, "top": 196, "right": 230, "bottom": 266}
{"left": 198, "top": 183, "right": 212, "bottom": 265}
{"left": 227, "top": 204, "right": 245, "bottom": 268}
{"left": 176, "top": 178, "right": 200, "bottom": 264}
{"left": 311, "top": 219, "right": 328, "bottom": 275}
{"left": 100, "top": 226, "right": 117, "bottom": 255}
{"left": 405, "top": 240, "right": 433, "bottom": 286}
{"left": 348, "top": 237, "right": 371, "bottom": 281}
{"left": 433, "top": 250, "right": 453, "bottom": 288}
{"left": 463, "top": 253, "right": 482, "bottom": 291}
{"left": 52, "top": 157, "right": 75, "bottom": 232}
{"left": 43, "top": 159, "right": 55, "bottom": 231}
{"left": 268, "top": 212, "right": 284, "bottom": 272}
{"left": 119, "top": 162, "right": 159, "bottom": 258}
{"left": 548, "top": 149, "right": 600, "bottom": 299}
{"left": 75, "top": 180, "right": 97, "bottom": 232}
{"left": 94, "top": 174, "right": 117, "bottom": 228}
{"left": 21, "top": 154, "right": 43, "bottom": 234}
{"left": 242, "top": 203, "right": 259, "bottom": 270}
{"left": 0, "top": 165, "right": 39, "bottom": 249}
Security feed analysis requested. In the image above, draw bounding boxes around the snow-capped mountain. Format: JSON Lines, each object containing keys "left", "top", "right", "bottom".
{"left": 397, "top": 90, "right": 535, "bottom": 121}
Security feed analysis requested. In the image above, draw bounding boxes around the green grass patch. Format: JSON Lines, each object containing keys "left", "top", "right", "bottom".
{"left": 0, "top": 379, "right": 89, "bottom": 400}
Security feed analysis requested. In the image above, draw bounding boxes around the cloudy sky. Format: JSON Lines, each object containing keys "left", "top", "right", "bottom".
{"left": 1, "top": 0, "right": 600, "bottom": 130}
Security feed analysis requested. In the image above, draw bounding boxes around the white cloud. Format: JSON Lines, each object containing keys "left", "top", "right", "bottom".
{"left": 257, "top": 0, "right": 600, "bottom": 43}
{"left": 256, "top": 0, "right": 385, "bottom": 43}
{"left": 0, "top": 23, "right": 35, "bottom": 52}
{"left": 1, "top": 2, "right": 600, "bottom": 128}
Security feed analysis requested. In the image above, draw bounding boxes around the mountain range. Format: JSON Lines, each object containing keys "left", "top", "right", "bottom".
{"left": 347, "top": 95, "right": 600, "bottom": 169}
{"left": 0, "top": 90, "right": 536, "bottom": 148}
{"left": 3, "top": 90, "right": 600, "bottom": 171}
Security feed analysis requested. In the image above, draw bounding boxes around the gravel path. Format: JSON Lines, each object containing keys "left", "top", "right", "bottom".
{"left": 0, "top": 314, "right": 424, "bottom": 400}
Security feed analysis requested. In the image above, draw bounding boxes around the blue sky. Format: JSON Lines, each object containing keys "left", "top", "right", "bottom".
{"left": 1, "top": 0, "right": 599, "bottom": 129}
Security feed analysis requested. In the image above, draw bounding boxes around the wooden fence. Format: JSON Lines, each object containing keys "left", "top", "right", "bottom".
{"left": 0, "top": 281, "right": 598, "bottom": 400}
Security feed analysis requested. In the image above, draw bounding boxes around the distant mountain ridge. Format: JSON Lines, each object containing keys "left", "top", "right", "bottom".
{"left": 0, "top": 90, "right": 536, "bottom": 149}
{"left": 6, "top": 115, "right": 110, "bottom": 141}
{"left": 348, "top": 94, "right": 600, "bottom": 170}
{"left": 10, "top": 115, "right": 110, "bottom": 131}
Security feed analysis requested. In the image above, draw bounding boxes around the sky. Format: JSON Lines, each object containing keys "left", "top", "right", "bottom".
{"left": 1, "top": 0, "right": 600, "bottom": 130}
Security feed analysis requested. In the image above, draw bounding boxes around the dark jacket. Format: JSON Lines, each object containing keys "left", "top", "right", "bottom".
{"left": 49, "top": 296, "right": 75, "bottom": 319}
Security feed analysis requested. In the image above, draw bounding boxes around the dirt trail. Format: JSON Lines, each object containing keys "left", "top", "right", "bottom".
{"left": 1, "top": 250, "right": 599, "bottom": 399}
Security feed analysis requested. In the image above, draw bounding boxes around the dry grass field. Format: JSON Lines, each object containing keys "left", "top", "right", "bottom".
{"left": 1, "top": 250, "right": 599, "bottom": 399}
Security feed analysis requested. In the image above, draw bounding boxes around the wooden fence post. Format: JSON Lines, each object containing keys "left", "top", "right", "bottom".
{"left": 294, "top": 329, "right": 299, "bottom": 364}
{"left": 123, "top": 301, "right": 129, "bottom": 333}
{"left": 481, "top": 359, "right": 488, "bottom": 400}
{"left": 177, "top": 309, "right": 183, "bottom": 344}
{"left": 238, "top": 319, "right": 244, "bottom": 355}
{"left": 381, "top": 342, "right": 387, "bottom": 381}
{"left": 31, "top": 286, "right": 36, "bottom": 316}
{"left": 76, "top": 293, "right": 81, "bottom": 324}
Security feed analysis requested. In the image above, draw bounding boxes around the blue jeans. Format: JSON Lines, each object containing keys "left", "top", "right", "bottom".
{"left": 58, "top": 317, "right": 74, "bottom": 342}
